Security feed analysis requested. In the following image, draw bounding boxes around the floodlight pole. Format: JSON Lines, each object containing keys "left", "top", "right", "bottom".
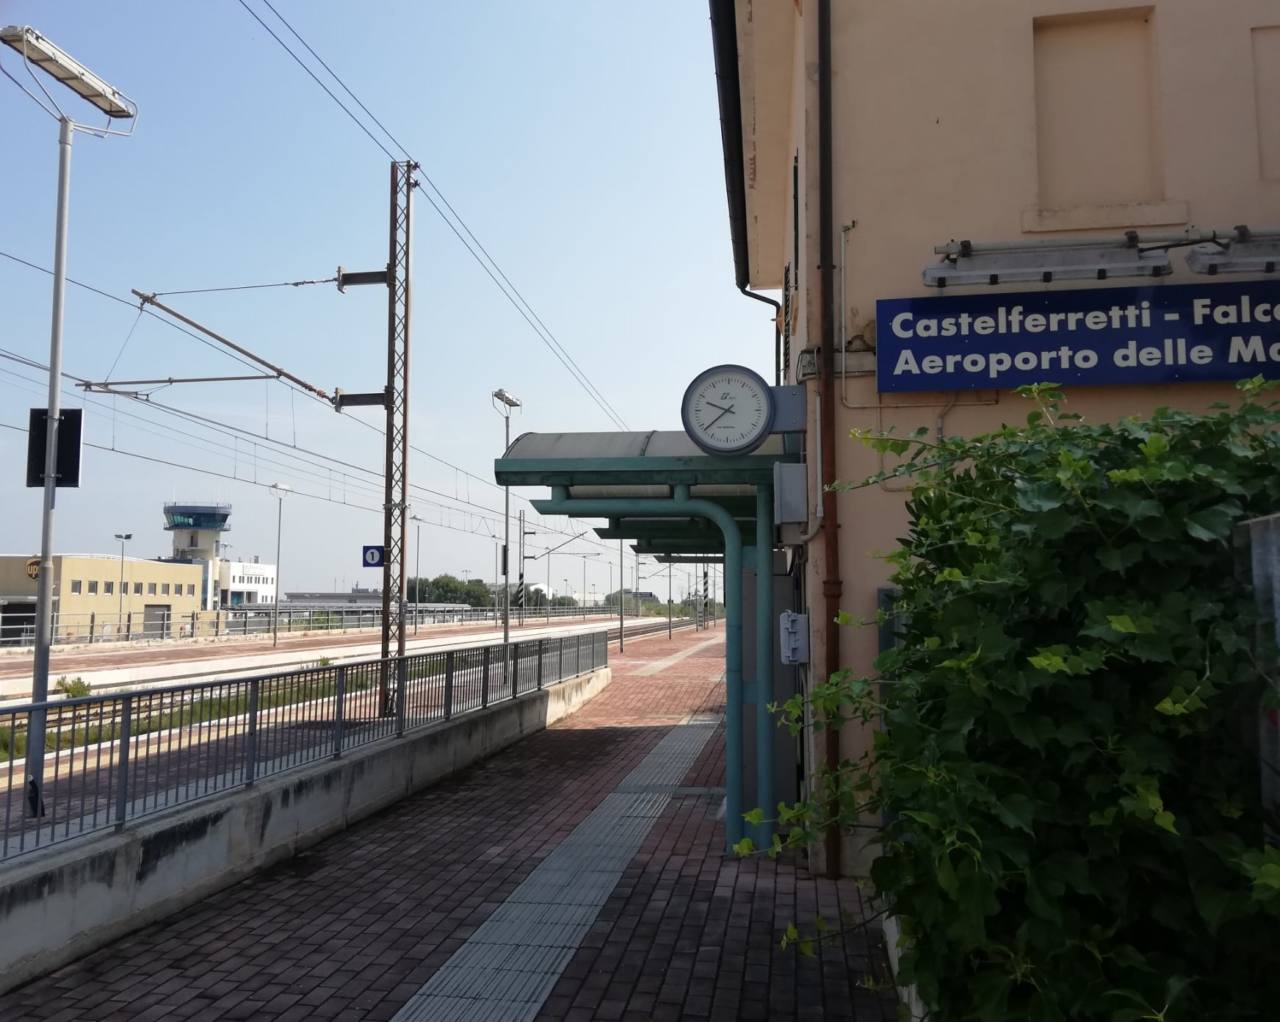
{"left": 114, "top": 532, "right": 130, "bottom": 632}
{"left": 25, "top": 115, "right": 74, "bottom": 818}
{"left": 491, "top": 389, "right": 520, "bottom": 683}
{"left": 271, "top": 485, "right": 287, "bottom": 648}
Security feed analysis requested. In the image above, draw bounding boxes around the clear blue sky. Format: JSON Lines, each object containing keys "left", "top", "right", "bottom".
{"left": 0, "top": 2, "right": 771, "bottom": 599}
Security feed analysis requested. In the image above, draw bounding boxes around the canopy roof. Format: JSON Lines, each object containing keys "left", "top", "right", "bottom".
{"left": 495, "top": 430, "right": 798, "bottom": 556}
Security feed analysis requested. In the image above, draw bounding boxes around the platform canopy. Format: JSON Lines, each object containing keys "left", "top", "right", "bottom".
{"left": 495, "top": 429, "right": 799, "bottom": 853}
{"left": 494, "top": 430, "right": 795, "bottom": 558}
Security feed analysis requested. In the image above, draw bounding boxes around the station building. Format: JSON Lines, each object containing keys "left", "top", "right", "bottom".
{"left": 0, "top": 500, "right": 278, "bottom": 643}
{"left": 710, "top": 0, "right": 1280, "bottom": 870}
{"left": 0, "top": 554, "right": 202, "bottom": 643}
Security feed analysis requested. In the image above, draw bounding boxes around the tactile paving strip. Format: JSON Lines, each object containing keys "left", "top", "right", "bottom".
{"left": 391, "top": 717, "right": 720, "bottom": 1022}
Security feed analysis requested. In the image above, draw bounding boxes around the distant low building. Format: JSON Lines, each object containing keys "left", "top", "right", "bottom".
{"left": 286, "top": 587, "right": 383, "bottom": 607}
{"left": 220, "top": 559, "right": 277, "bottom": 607}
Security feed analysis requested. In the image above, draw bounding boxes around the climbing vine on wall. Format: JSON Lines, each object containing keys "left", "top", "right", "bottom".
{"left": 747, "top": 381, "right": 1280, "bottom": 1020}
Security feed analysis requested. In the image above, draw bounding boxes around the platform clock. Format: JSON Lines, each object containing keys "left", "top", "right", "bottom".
{"left": 680, "top": 364, "right": 776, "bottom": 455}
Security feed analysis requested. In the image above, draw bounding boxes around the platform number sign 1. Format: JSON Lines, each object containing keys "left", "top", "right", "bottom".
{"left": 362, "top": 545, "right": 385, "bottom": 568}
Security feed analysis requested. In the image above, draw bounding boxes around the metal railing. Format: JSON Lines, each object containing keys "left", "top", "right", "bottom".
{"left": 0, "top": 603, "right": 622, "bottom": 648}
{"left": 0, "top": 629, "right": 609, "bottom": 862}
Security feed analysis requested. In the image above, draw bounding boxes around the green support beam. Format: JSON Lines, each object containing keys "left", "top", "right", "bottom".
{"left": 532, "top": 484, "right": 749, "bottom": 850}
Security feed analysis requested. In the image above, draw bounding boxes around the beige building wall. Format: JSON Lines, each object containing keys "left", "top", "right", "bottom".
{"left": 727, "top": 0, "right": 1280, "bottom": 867}
{"left": 0, "top": 555, "right": 203, "bottom": 639}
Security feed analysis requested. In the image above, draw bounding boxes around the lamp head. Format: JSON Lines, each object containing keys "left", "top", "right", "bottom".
{"left": 491, "top": 388, "right": 521, "bottom": 409}
{"left": 1, "top": 26, "right": 135, "bottom": 119}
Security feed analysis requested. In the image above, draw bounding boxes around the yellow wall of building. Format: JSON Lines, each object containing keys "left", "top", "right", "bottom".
{"left": 0, "top": 555, "right": 203, "bottom": 637}
{"left": 733, "top": 0, "right": 1280, "bottom": 867}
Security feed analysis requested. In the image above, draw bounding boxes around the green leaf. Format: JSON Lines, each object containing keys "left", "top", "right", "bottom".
{"left": 743, "top": 808, "right": 765, "bottom": 825}
{"left": 1098, "top": 545, "right": 1144, "bottom": 572}
{"left": 732, "top": 837, "right": 756, "bottom": 857}
{"left": 901, "top": 810, "right": 942, "bottom": 829}
{"left": 936, "top": 851, "right": 960, "bottom": 899}
{"left": 1015, "top": 481, "right": 1065, "bottom": 512}
{"left": 1153, "top": 810, "right": 1178, "bottom": 834}
{"left": 1185, "top": 502, "right": 1239, "bottom": 542}
{"left": 1253, "top": 862, "right": 1280, "bottom": 892}
{"left": 993, "top": 793, "right": 1036, "bottom": 834}
{"left": 1140, "top": 433, "right": 1169, "bottom": 459}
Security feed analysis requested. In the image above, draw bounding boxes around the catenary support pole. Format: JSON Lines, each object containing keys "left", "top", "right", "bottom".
{"left": 27, "top": 116, "right": 75, "bottom": 819}
{"left": 618, "top": 538, "right": 625, "bottom": 652}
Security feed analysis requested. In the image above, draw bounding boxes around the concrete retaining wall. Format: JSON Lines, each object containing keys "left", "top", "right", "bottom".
{"left": 0, "top": 666, "right": 611, "bottom": 994}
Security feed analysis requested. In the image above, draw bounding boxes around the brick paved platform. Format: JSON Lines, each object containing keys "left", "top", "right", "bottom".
{"left": 0, "top": 626, "right": 897, "bottom": 1021}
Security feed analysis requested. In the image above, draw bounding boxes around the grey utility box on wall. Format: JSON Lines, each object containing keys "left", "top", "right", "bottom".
{"left": 779, "top": 611, "right": 810, "bottom": 665}
{"left": 773, "top": 462, "right": 809, "bottom": 525}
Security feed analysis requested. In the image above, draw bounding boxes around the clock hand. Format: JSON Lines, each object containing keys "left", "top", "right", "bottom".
{"left": 705, "top": 405, "right": 735, "bottom": 429}
{"left": 705, "top": 401, "right": 733, "bottom": 413}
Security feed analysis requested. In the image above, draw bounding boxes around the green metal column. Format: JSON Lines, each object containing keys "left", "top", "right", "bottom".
{"left": 534, "top": 485, "right": 746, "bottom": 850}
{"left": 755, "top": 482, "right": 774, "bottom": 847}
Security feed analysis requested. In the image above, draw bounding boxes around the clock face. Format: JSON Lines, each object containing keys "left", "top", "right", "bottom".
{"left": 681, "top": 365, "right": 775, "bottom": 455}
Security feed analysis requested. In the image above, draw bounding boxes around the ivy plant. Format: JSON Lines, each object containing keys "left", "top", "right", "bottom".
{"left": 748, "top": 381, "right": 1280, "bottom": 1020}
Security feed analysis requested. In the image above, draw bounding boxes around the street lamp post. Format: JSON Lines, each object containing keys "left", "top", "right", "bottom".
{"left": 113, "top": 532, "right": 131, "bottom": 637}
{"left": 410, "top": 514, "right": 424, "bottom": 634}
{"left": 3, "top": 25, "right": 136, "bottom": 818}
{"left": 618, "top": 538, "right": 624, "bottom": 653}
{"left": 270, "top": 484, "right": 289, "bottom": 647}
{"left": 492, "top": 389, "right": 520, "bottom": 682}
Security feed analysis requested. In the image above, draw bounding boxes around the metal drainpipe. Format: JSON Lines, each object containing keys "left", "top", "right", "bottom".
{"left": 540, "top": 485, "right": 746, "bottom": 851}
{"left": 818, "top": 0, "right": 844, "bottom": 879}
{"left": 755, "top": 482, "right": 775, "bottom": 847}
{"left": 740, "top": 287, "right": 783, "bottom": 386}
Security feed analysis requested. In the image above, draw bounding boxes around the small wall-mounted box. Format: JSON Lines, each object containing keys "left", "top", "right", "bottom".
{"left": 773, "top": 462, "right": 809, "bottom": 525}
{"left": 779, "top": 611, "right": 810, "bottom": 665}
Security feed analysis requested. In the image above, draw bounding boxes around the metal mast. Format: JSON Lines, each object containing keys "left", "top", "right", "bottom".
{"left": 381, "top": 160, "right": 415, "bottom": 675}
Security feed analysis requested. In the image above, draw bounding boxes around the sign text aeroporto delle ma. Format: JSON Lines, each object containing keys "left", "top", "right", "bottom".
{"left": 876, "top": 279, "right": 1280, "bottom": 392}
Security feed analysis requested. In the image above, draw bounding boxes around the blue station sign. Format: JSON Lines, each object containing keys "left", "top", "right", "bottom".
{"left": 876, "top": 279, "right": 1280, "bottom": 392}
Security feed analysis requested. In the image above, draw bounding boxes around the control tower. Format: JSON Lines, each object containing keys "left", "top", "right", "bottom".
{"left": 164, "top": 503, "right": 232, "bottom": 562}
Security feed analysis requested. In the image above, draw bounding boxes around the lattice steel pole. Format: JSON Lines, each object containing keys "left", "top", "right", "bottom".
{"left": 380, "top": 160, "right": 416, "bottom": 714}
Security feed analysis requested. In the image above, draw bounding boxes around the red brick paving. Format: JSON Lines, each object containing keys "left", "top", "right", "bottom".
{"left": 0, "top": 626, "right": 896, "bottom": 1021}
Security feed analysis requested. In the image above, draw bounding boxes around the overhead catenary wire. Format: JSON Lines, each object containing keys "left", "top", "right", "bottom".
{"left": 0, "top": 417, "right": 570, "bottom": 553}
{"left": 0, "top": 348, "right": 607, "bottom": 555}
{"left": 0, "top": 250, "right": 622, "bottom": 554}
{"left": 151, "top": 276, "right": 337, "bottom": 297}
{"left": 0, "top": 249, "right": 299, "bottom": 387}
{"left": 241, "top": 0, "right": 630, "bottom": 431}
{"left": 0, "top": 250, "right": 565, "bottom": 516}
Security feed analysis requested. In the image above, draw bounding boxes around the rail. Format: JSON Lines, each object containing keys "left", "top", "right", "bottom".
{"left": 0, "top": 603, "right": 636, "bottom": 649}
{"left": 0, "top": 628, "right": 617, "bottom": 863}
